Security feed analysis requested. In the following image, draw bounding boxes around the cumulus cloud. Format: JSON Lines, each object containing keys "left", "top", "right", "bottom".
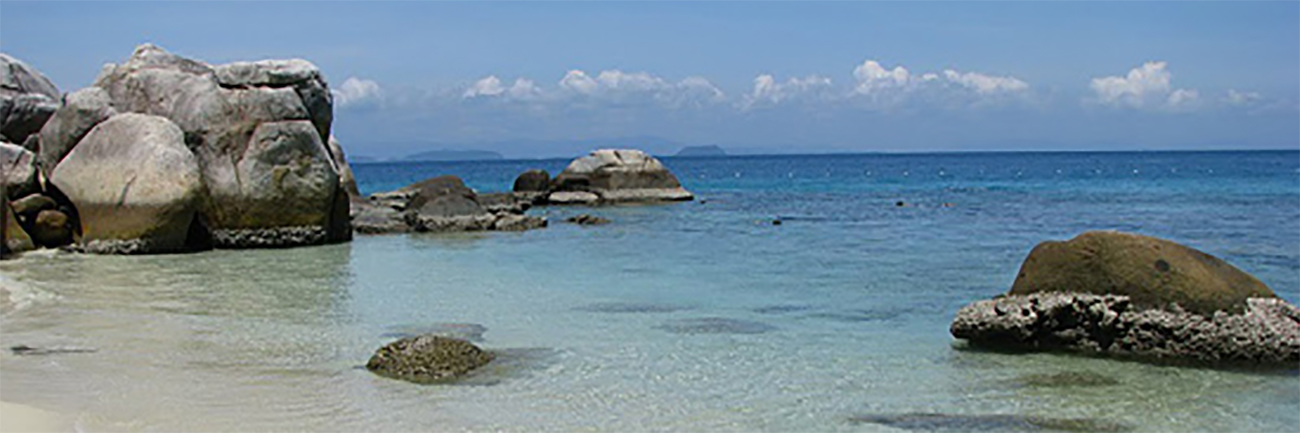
{"left": 742, "top": 74, "right": 834, "bottom": 109}
{"left": 332, "top": 77, "right": 383, "bottom": 108}
{"left": 464, "top": 75, "right": 543, "bottom": 100}
{"left": 844, "top": 59, "right": 1030, "bottom": 109}
{"left": 1089, "top": 61, "right": 1198, "bottom": 110}
{"left": 942, "top": 70, "right": 1029, "bottom": 94}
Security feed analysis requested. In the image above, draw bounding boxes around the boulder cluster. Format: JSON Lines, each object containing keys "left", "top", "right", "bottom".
{"left": 2, "top": 45, "right": 354, "bottom": 255}
{"left": 533, "top": 149, "right": 694, "bottom": 205}
{"left": 951, "top": 231, "right": 1299, "bottom": 366}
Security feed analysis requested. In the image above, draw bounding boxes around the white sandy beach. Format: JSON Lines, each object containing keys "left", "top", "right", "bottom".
{"left": 0, "top": 401, "right": 64, "bottom": 433}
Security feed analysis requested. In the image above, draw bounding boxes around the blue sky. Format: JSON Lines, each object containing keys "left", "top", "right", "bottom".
{"left": 2, "top": 1, "right": 1297, "bottom": 158}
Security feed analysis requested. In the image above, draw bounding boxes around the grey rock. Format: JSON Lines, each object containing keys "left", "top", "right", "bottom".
{"left": 350, "top": 200, "right": 409, "bottom": 234}
{"left": 552, "top": 149, "right": 693, "bottom": 203}
{"left": 0, "top": 53, "right": 60, "bottom": 145}
{"left": 477, "top": 192, "right": 532, "bottom": 215}
{"left": 327, "top": 135, "right": 359, "bottom": 197}
{"left": 951, "top": 292, "right": 1300, "bottom": 365}
{"left": 92, "top": 44, "right": 347, "bottom": 248}
{"left": 546, "top": 191, "right": 599, "bottom": 205}
{"left": 50, "top": 113, "right": 204, "bottom": 253}
{"left": 1, "top": 142, "right": 39, "bottom": 199}
{"left": 2, "top": 205, "right": 34, "bottom": 254}
{"left": 512, "top": 169, "right": 550, "bottom": 192}
{"left": 491, "top": 214, "right": 546, "bottom": 231}
{"left": 37, "top": 86, "right": 117, "bottom": 171}
{"left": 366, "top": 335, "right": 495, "bottom": 384}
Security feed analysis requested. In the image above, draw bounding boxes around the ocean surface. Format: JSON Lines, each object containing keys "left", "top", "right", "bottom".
{"left": 2, "top": 150, "right": 1297, "bottom": 432}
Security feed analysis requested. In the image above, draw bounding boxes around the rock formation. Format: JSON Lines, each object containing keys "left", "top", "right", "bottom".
{"left": 351, "top": 175, "right": 546, "bottom": 234}
{"left": 366, "top": 335, "right": 495, "bottom": 384}
{"left": 0, "top": 53, "right": 60, "bottom": 147}
{"left": 549, "top": 149, "right": 693, "bottom": 203}
{"left": 951, "top": 231, "right": 1299, "bottom": 366}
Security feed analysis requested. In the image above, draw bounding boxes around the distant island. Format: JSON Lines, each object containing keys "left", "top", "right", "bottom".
{"left": 674, "top": 145, "right": 727, "bottom": 157}
{"left": 403, "top": 150, "right": 505, "bottom": 162}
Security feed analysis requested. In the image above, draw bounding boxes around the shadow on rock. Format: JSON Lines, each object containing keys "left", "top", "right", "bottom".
{"left": 848, "top": 412, "right": 1131, "bottom": 432}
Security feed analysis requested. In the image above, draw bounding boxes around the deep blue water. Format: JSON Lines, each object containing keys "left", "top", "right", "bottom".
{"left": 355, "top": 150, "right": 1300, "bottom": 303}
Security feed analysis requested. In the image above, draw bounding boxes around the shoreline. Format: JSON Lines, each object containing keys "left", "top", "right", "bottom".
{"left": 0, "top": 401, "right": 66, "bottom": 432}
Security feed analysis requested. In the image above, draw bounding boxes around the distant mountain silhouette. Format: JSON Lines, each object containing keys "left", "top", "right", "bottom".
{"left": 674, "top": 145, "right": 727, "bottom": 157}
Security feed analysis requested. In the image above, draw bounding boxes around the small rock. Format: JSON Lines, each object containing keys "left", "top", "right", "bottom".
{"left": 547, "top": 191, "right": 599, "bottom": 205}
{"left": 366, "top": 335, "right": 495, "bottom": 384}
{"left": 30, "top": 209, "right": 71, "bottom": 247}
{"left": 492, "top": 214, "right": 547, "bottom": 231}
{"left": 9, "top": 194, "right": 56, "bottom": 218}
{"left": 512, "top": 169, "right": 551, "bottom": 193}
{"left": 566, "top": 214, "right": 610, "bottom": 225}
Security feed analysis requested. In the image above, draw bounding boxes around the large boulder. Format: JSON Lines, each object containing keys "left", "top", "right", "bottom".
{"left": 951, "top": 231, "right": 1298, "bottom": 366}
{"left": 1, "top": 142, "right": 39, "bottom": 199}
{"left": 512, "top": 169, "right": 550, "bottom": 193}
{"left": 84, "top": 44, "right": 349, "bottom": 248}
{"left": 366, "top": 335, "right": 495, "bottom": 384}
{"left": 0, "top": 53, "right": 60, "bottom": 146}
{"left": 50, "top": 113, "right": 205, "bottom": 254}
{"left": 37, "top": 87, "right": 116, "bottom": 171}
{"left": 551, "top": 149, "right": 693, "bottom": 203}
{"left": 1009, "top": 231, "right": 1274, "bottom": 315}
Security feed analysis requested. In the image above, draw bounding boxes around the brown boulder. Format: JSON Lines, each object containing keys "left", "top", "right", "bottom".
{"left": 366, "top": 335, "right": 495, "bottom": 384}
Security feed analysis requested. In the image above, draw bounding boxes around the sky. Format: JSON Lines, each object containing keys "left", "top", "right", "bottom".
{"left": 2, "top": 1, "right": 1297, "bottom": 158}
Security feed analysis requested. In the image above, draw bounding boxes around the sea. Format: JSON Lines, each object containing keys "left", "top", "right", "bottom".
{"left": 1, "top": 150, "right": 1297, "bottom": 432}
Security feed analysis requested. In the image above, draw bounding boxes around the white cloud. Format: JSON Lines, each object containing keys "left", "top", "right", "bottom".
{"left": 1223, "top": 89, "right": 1262, "bottom": 106}
{"left": 1089, "top": 61, "right": 1198, "bottom": 110}
{"left": 464, "top": 76, "right": 542, "bottom": 100}
{"left": 942, "top": 70, "right": 1029, "bottom": 94}
{"left": 845, "top": 59, "right": 1030, "bottom": 109}
{"left": 743, "top": 74, "right": 833, "bottom": 109}
{"left": 332, "top": 77, "right": 383, "bottom": 108}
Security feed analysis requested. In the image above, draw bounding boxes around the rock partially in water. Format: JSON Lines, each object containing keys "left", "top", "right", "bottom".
{"left": 951, "top": 292, "right": 1300, "bottom": 366}
{"left": 29, "top": 209, "right": 71, "bottom": 248}
{"left": 512, "top": 169, "right": 550, "bottom": 193}
{"left": 1015, "top": 371, "right": 1120, "bottom": 388}
{"left": 366, "top": 335, "right": 495, "bottom": 384}
{"left": 354, "top": 176, "right": 547, "bottom": 235}
{"left": 848, "top": 412, "right": 1131, "bottom": 432}
{"left": 566, "top": 214, "right": 610, "bottom": 226}
{"left": 656, "top": 317, "right": 776, "bottom": 335}
{"left": 576, "top": 302, "right": 687, "bottom": 314}
{"left": 952, "top": 231, "right": 1300, "bottom": 367}
{"left": 551, "top": 149, "right": 694, "bottom": 203}
{"left": 380, "top": 323, "right": 488, "bottom": 342}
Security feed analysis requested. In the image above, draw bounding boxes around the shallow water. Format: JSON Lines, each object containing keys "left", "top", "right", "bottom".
{"left": 2, "top": 151, "right": 1297, "bottom": 431}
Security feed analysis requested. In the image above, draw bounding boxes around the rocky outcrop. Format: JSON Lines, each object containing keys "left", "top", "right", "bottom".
{"left": 50, "top": 113, "right": 205, "bottom": 254}
{"left": 951, "top": 231, "right": 1298, "bottom": 366}
{"left": 366, "top": 335, "right": 495, "bottom": 384}
{"left": 34, "top": 44, "right": 352, "bottom": 251}
{"left": 351, "top": 175, "right": 546, "bottom": 235}
{"left": 0, "top": 53, "right": 60, "bottom": 146}
{"left": 951, "top": 293, "right": 1299, "bottom": 365}
{"left": 512, "top": 169, "right": 550, "bottom": 193}
{"left": 549, "top": 149, "right": 693, "bottom": 203}
{"left": 1, "top": 142, "right": 39, "bottom": 198}
{"left": 37, "top": 87, "right": 116, "bottom": 171}
{"left": 327, "top": 135, "right": 359, "bottom": 197}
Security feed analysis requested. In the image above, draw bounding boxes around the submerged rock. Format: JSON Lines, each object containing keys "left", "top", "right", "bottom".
{"left": 1014, "top": 371, "right": 1120, "bottom": 388}
{"left": 952, "top": 232, "right": 1299, "bottom": 366}
{"left": 566, "top": 214, "right": 610, "bottom": 226}
{"left": 551, "top": 149, "right": 693, "bottom": 203}
{"left": 656, "top": 317, "right": 776, "bottom": 335}
{"left": 576, "top": 302, "right": 687, "bottom": 313}
{"left": 366, "top": 335, "right": 495, "bottom": 384}
{"left": 848, "top": 412, "right": 1130, "bottom": 432}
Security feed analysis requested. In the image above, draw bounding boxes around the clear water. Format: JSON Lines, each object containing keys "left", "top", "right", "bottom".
{"left": 2, "top": 151, "right": 1297, "bottom": 432}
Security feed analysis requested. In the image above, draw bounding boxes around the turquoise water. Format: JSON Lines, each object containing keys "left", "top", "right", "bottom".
{"left": 1, "top": 151, "right": 1297, "bottom": 431}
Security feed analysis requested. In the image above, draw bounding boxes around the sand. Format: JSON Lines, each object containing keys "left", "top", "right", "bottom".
{"left": 0, "top": 401, "right": 65, "bottom": 432}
